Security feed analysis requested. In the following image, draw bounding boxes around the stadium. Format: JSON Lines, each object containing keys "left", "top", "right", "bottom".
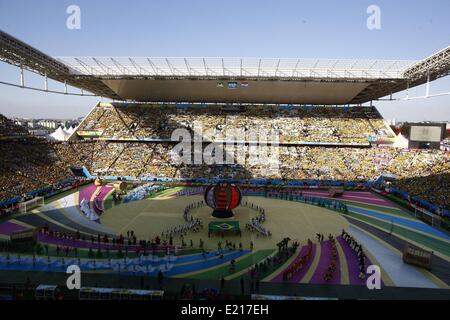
{"left": 0, "top": 7, "right": 450, "bottom": 302}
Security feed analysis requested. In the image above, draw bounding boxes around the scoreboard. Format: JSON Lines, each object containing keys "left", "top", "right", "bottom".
{"left": 409, "top": 125, "right": 444, "bottom": 142}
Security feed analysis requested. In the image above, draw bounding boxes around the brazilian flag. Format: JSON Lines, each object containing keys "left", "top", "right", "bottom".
{"left": 209, "top": 221, "right": 240, "bottom": 232}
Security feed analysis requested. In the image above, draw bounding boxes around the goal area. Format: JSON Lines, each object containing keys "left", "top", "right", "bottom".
{"left": 19, "top": 196, "right": 45, "bottom": 213}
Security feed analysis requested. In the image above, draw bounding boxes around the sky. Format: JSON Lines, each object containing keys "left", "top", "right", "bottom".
{"left": 0, "top": 0, "right": 449, "bottom": 121}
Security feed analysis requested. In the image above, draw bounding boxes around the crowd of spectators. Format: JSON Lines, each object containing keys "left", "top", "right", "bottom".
{"left": 0, "top": 117, "right": 77, "bottom": 206}
{"left": 123, "top": 184, "right": 165, "bottom": 203}
{"left": 50, "top": 141, "right": 450, "bottom": 187}
{"left": 393, "top": 174, "right": 450, "bottom": 210}
{"left": 1, "top": 111, "right": 449, "bottom": 210}
{"left": 77, "top": 103, "right": 392, "bottom": 145}
{"left": 0, "top": 114, "right": 29, "bottom": 139}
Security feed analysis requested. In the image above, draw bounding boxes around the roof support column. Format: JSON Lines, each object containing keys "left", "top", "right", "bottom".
{"left": 20, "top": 65, "right": 24, "bottom": 87}
{"left": 406, "top": 80, "right": 409, "bottom": 99}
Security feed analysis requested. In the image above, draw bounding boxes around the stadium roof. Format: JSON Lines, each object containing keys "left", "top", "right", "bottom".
{"left": 56, "top": 56, "right": 415, "bottom": 79}
{"left": 1, "top": 30, "right": 449, "bottom": 104}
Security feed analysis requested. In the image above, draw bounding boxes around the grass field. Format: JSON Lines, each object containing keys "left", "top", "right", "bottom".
{"left": 100, "top": 193, "right": 349, "bottom": 250}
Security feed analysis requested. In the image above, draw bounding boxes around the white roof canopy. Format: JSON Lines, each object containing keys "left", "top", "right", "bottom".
{"left": 56, "top": 57, "right": 417, "bottom": 80}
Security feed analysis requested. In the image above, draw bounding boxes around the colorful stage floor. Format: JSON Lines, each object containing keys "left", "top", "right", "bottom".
{"left": 0, "top": 186, "right": 449, "bottom": 290}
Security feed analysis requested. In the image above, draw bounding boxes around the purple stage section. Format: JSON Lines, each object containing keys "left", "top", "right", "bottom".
{"left": 309, "top": 240, "right": 341, "bottom": 285}
{"left": 336, "top": 235, "right": 381, "bottom": 286}
{"left": 79, "top": 185, "right": 97, "bottom": 203}
{"left": 79, "top": 185, "right": 113, "bottom": 215}
{"left": 302, "top": 190, "right": 395, "bottom": 208}
{"left": 37, "top": 233, "right": 175, "bottom": 252}
{"left": 0, "top": 221, "right": 27, "bottom": 236}
{"left": 270, "top": 237, "right": 379, "bottom": 285}
{"left": 337, "top": 236, "right": 366, "bottom": 285}
{"left": 271, "top": 245, "right": 307, "bottom": 283}
{"left": 271, "top": 244, "right": 317, "bottom": 283}
{"left": 93, "top": 198, "right": 103, "bottom": 215}
{"left": 96, "top": 186, "right": 113, "bottom": 202}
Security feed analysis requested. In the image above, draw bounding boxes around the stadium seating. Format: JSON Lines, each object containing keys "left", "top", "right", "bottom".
{"left": 0, "top": 114, "right": 29, "bottom": 139}
{"left": 76, "top": 103, "right": 393, "bottom": 145}
{"left": 51, "top": 141, "right": 450, "bottom": 208}
{"left": 1, "top": 112, "right": 449, "bottom": 210}
{"left": 0, "top": 138, "right": 72, "bottom": 202}
{"left": 123, "top": 184, "right": 163, "bottom": 203}
{"left": 0, "top": 117, "right": 77, "bottom": 208}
